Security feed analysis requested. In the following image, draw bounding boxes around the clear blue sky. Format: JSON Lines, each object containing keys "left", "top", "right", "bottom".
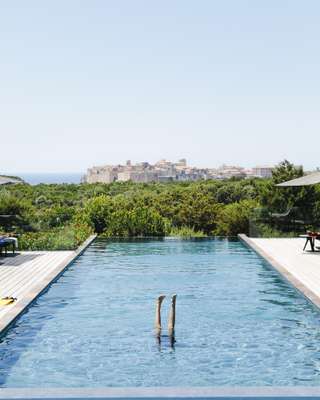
{"left": 1, "top": 0, "right": 320, "bottom": 173}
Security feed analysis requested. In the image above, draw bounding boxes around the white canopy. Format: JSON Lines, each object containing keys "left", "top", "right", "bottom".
{"left": 276, "top": 172, "right": 320, "bottom": 187}
{"left": 0, "top": 176, "right": 22, "bottom": 185}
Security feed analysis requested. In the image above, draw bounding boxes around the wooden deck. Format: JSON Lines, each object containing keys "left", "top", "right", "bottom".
{"left": 0, "top": 235, "right": 96, "bottom": 334}
{"left": 240, "top": 235, "right": 320, "bottom": 308}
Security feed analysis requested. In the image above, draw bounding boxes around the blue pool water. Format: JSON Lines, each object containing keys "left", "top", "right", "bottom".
{"left": 1, "top": 238, "right": 320, "bottom": 387}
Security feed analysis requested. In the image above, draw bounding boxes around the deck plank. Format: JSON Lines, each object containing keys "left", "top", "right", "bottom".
{"left": 0, "top": 252, "right": 73, "bottom": 321}
{"left": 0, "top": 234, "right": 96, "bottom": 334}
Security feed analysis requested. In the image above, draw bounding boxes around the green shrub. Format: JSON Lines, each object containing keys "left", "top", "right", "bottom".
{"left": 79, "top": 195, "right": 115, "bottom": 233}
{"left": 40, "top": 206, "right": 75, "bottom": 229}
{"left": 0, "top": 189, "right": 34, "bottom": 232}
{"left": 19, "top": 223, "right": 93, "bottom": 251}
{"left": 80, "top": 195, "right": 167, "bottom": 237}
{"left": 214, "top": 200, "right": 258, "bottom": 236}
{"left": 156, "top": 188, "right": 221, "bottom": 233}
{"left": 100, "top": 207, "right": 166, "bottom": 237}
{"left": 169, "top": 226, "right": 206, "bottom": 238}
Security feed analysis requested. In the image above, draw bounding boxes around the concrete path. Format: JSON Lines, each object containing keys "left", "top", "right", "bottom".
{"left": 240, "top": 235, "right": 320, "bottom": 308}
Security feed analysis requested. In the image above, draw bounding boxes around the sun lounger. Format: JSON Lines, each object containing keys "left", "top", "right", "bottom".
{"left": 300, "top": 232, "right": 320, "bottom": 252}
{"left": 0, "top": 237, "right": 17, "bottom": 256}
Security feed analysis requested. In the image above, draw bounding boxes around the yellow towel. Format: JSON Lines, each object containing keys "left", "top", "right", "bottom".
{"left": 0, "top": 297, "right": 16, "bottom": 306}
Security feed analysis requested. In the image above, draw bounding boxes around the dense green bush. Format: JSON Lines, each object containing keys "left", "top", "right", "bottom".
{"left": 80, "top": 195, "right": 167, "bottom": 237}
{"left": 39, "top": 206, "right": 75, "bottom": 229}
{"left": 78, "top": 195, "right": 115, "bottom": 233}
{"left": 156, "top": 187, "right": 221, "bottom": 233}
{"left": 169, "top": 226, "right": 206, "bottom": 238}
{"left": 0, "top": 189, "right": 33, "bottom": 232}
{"left": 214, "top": 200, "right": 258, "bottom": 236}
{"left": 19, "top": 223, "right": 93, "bottom": 251}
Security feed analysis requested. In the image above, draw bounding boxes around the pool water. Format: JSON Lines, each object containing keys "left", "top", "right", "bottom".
{"left": 1, "top": 238, "right": 320, "bottom": 387}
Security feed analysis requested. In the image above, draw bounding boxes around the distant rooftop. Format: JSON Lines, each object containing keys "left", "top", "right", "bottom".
{"left": 253, "top": 165, "right": 274, "bottom": 169}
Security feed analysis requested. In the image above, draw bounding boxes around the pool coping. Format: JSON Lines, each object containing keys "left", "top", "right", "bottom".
{"left": 1, "top": 387, "right": 320, "bottom": 399}
{"left": 238, "top": 234, "right": 320, "bottom": 309}
{"left": 0, "top": 234, "right": 97, "bottom": 336}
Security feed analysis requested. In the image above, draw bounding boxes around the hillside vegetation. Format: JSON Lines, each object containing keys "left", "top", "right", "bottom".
{"left": 0, "top": 161, "right": 319, "bottom": 250}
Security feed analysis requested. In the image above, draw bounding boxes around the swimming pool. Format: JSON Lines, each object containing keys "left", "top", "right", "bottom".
{"left": 1, "top": 238, "right": 320, "bottom": 387}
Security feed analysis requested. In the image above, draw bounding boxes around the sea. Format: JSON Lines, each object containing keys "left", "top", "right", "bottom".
{"left": 15, "top": 173, "right": 84, "bottom": 185}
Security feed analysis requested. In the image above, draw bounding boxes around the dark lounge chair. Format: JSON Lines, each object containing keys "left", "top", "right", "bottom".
{"left": 271, "top": 208, "right": 292, "bottom": 219}
{"left": 300, "top": 232, "right": 320, "bottom": 252}
{"left": 0, "top": 237, "right": 16, "bottom": 256}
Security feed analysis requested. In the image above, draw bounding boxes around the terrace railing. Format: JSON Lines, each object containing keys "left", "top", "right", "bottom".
{"left": 249, "top": 206, "right": 317, "bottom": 238}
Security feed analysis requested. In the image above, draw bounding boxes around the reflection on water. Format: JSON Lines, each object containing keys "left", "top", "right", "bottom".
{"left": 155, "top": 332, "right": 176, "bottom": 351}
{"left": 1, "top": 238, "right": 320, "bottom": 387}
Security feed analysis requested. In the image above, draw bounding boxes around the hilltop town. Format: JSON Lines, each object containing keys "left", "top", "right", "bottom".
{"left": 84, "top": 159, "right": 274, "bottom": 184}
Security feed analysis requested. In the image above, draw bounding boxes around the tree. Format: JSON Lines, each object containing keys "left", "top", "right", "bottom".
{"left": 0, "top": 189, "right": 33, "bottom": 232}
{"left": 271, "top": 159, "right": 303, "bottom": 184}
{"left": 259, "top": 160, "right": 317, "bottom": 225}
